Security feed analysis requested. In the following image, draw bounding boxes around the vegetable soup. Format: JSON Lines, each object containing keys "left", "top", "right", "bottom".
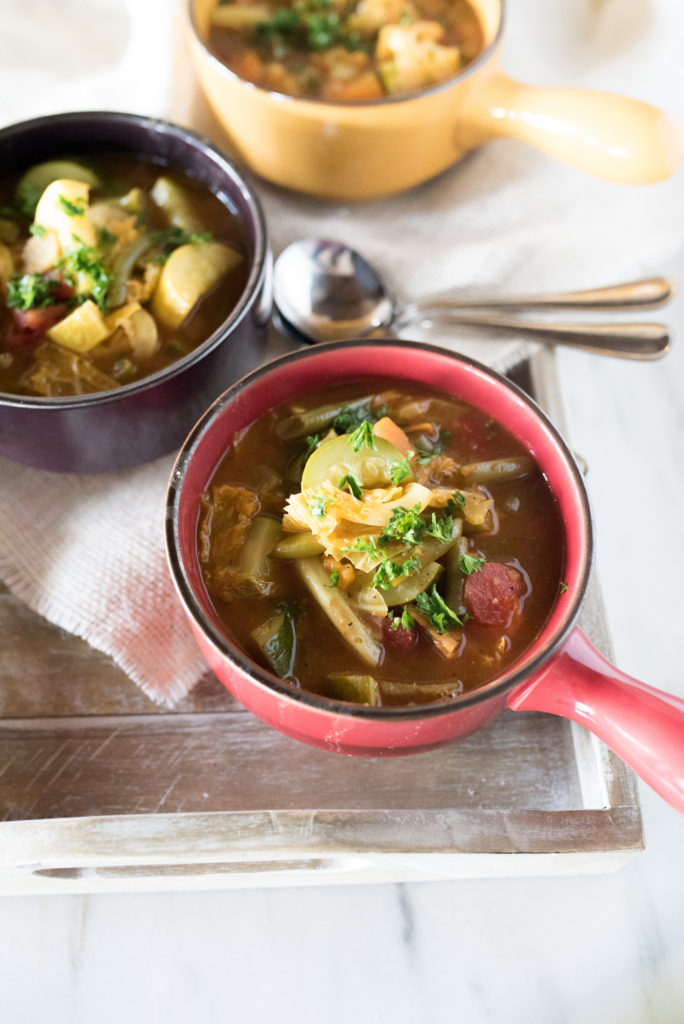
{"left": 0, "top": 154, "right": 249, "bottom": 397}
{"left": 207, "top": 0, "right": 485, "bottom": 100}
{"left": 199, "top": 379, "right": 565, "bottom": 706}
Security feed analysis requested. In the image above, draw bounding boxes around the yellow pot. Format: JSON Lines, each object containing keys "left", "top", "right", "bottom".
{"left": 188, "top": 0, "right": 683, "bottom": 201}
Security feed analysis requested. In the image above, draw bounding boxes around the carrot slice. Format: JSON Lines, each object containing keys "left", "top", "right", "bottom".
{"left": 373, "top": 416, "right": 413, "bottom": 457}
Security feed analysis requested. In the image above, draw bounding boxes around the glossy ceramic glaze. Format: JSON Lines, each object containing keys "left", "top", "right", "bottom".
{"left": 165, "top": 340, "right": 684, "bottom": 812}
{"left": 187, "top": 0, "right": 683, "bottom": 200}
{"left": 0, "top": 111, "right": 271, "bottom": 473}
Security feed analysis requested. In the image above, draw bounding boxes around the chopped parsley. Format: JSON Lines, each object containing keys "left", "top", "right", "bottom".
{"left": 308, "top": 494, "right": 336, "bottom": 518}
{"left": 459, "top": 552, "right": 486, "bottom": 575}
{"left": 58, "top": 194, "right": 87, "bottom": 217}
{"left": 148, "top": 226, "right": 214, "bottom": 264}
{"left": 338, "top": 472, "right": 363, "bottom": 499}
{"left": 415, "top": 586, "right": 467, "bottom": 634}
{"left": 389, "top": 451, "right": 414, "bottom": 485}
{"left": 391, "top": 608, "right": 415, "bottom": 631}
{"left": 6, "top": 273, "right": 59, "bottom": 311}
{"left": 560, "top": 581, "right": 568, "bottom": 594}
{"left": 29, "top": 223, "right": 47, "bottom": 238}
{"left": 98, "top": 226, "right": 118, "bottom": 247}
{"left": 348, "top": 419, "right": 376, "bottom": 452}
{"left": 380, "top": 504, "right": 426, "bottom": 546}
{"left": 343, "top": 536, "right": 383, "bottom": 560}
{"left": 343, "top": 536, "right": 421, "bottom": 589}
{"left": 451, "top": 491, "right": 466, "bottom": 509}
{"left": 332, "top": 404, "right": 372, "bottom": 434}
{"left": 303, "top": 433, "right": 323, "bottom": 460}
{"left": 328, "top": 569, "right": 340, "bottom": 588}
{"left": 372, "top": 555, "right": 421, "bottom": 591}
{"left": 59, "top": 240, "right": 110, "bottom": 313}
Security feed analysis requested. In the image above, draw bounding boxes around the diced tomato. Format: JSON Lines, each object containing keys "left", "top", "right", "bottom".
{"left": 464, "top": 561, "right": 523, "bottom": 627}
{"left": 382, "top": 615, "right": 418, "bottom": 652}
{"left": 458, "top": 413, "right": 499, "bottom": 455}
{"left": 7, "top": 305, "right": 67, "bottom": 347}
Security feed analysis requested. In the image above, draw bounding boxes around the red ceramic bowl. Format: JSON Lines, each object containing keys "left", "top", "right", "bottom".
{"left": 165, "top": 340, "right": 684, "bottom": 813}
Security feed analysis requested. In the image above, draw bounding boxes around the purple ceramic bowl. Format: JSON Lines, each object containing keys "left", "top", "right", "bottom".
{"left": 0, "top": 111, "right": 271, "bottom": 473}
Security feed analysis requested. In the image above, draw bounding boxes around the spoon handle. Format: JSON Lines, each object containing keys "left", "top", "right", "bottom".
{"left": 396, "top": 312, "right": 672, "bottom": 359}
{"left": 406, "top": 276, "right": 675, "bottom": 313}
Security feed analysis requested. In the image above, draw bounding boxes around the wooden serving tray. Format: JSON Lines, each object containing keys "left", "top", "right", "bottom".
{"left": 0, "top": 349, "right": 643, "bottom": 894}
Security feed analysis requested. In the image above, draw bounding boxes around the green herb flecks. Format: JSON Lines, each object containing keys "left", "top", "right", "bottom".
{"left": 415, "top": 585, "right": 467, "bottom": 633}
{"left": 308, "top": 494, "right": 336, "bottom": 518}
{"left": 348, "top": 419, "right": 376, "bottom": 452}
{"left": 58, "top": 194, "right": 87, "bottom": 217}
{"left": 389, "top": 451, "right": 414, "bottom": 485}
{"left": 338, "top": 472, "right": 363, "bottom": 499}
{"left": 328, "top": 569, "right": 340, "bottom": 589}
{"left": 59, "top": 240, "right": 110, "bottom": 313}
{"left": 391, "top": 608, "right": 415, "bottom": 631}
{"left": 29, "top": 223, "right": 47, "bottom": 238}
{"left": 147, "top": 226, "right": 214, "bottom": 264}
{"left": 459, "top": 552, "right": 486, "bottom": 576}
{"left": 372, "top": 555, "right": 421, "bottom": 592}
{"left": 6, "top": 273, "right": 60, "bottom": 311}
{"left": 380, "top": 504, "right": 426, "bottom": 546}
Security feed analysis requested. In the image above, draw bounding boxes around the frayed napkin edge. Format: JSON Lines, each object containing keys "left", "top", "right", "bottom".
{"left": 0, "top": 558, "right": 205, "bottom": 708}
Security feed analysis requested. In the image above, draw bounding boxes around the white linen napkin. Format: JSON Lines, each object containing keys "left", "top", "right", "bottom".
{"left": 0, "top": 0, "right": 683, "bottom": 705}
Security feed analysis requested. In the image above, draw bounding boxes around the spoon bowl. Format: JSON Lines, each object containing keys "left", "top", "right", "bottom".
{"left": 273, "top": 238, "right": 674, "bottom": 359}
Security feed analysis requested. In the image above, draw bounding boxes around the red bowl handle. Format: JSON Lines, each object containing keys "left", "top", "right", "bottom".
{"left": 507, "top": 628, "right": 684, "bottom": 813}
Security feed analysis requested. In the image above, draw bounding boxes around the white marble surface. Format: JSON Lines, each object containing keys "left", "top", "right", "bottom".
{"left": 0, "top": 255, "right": 683, "bottom": 1024}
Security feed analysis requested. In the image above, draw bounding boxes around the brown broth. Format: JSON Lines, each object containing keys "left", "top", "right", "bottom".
{"left": 0, "top": 154, "right": 249, "bottom": 396}
{"left": 207, "top": 0, "right": 484, "bottom": 101}
{"left": 200, "top": 379, "right": 565, "bottom": 706}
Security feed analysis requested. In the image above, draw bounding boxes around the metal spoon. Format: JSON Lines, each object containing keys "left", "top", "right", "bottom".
{"left": 273, "top": 238, "right": 674, "bottom": 359}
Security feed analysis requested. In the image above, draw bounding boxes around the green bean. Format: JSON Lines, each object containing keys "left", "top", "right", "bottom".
{"left": 459, "top": 455, "right": 536, "bottom": 485}
{"left": 275, "top": 395, "right": 374, "bottom": 441}
{"left": 296, "top": 557, "right": 383, "bottom": 667}
{"left": 322, "top": 674, "right": 380, "bottom": 706}
{"left": 445, "top": 537, "right": 469, "bottom": 614}
{"left": 235, "top": 516, "right": 282, "bottom": 578}
{"left": 252, "top": 611, "right": 297, "bottom": 679}
{"left": 270, "top": 532, "right": 325, "bottom": 559}
{"left": 379, "top": 679, "right": 462, "bottom": 703}
{"left": 106, "top": 234, "right": 154, "bottom": 307}
{"left": 384, "top": 562, "right": 443, "bottom": 607}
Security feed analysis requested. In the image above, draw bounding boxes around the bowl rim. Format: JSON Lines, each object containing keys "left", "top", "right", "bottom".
{"left": 0, "top": 109, "right": 269, "bottom": 409}
{"left": 165, "top": 337, "right": 594, "bottom": 722}
{"left": 187, "top": 0, "right": 505, "bottom": 109}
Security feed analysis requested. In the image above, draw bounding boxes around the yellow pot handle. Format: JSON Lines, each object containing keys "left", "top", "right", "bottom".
{"left": 459, "top": 70, "right": 684, "bottom": 184}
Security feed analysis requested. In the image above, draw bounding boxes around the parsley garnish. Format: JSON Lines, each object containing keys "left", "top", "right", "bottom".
{"left": 148, "top": 226, "right": 214, "bottom": 264}
{"left": 459, "top": 552, "right": 486, "bottom": 575}
{"left": 338, "top": 472, "right": 363, "bottom": 499}
{"left": 451, "top": 491, "right": 466, "bottom": 509}
{"left": 391, "top": 608, "right": 415, "bottom": 631}
{"left": 380, "top": 504, "right": 426, "bottom": 546}
{"left": 58, "top": 194, "right": 87, "bottom": 217}
{"left": 29, "top": 223, "right": 47, "bottom": 238}
{"left": 328, "top": 570, "right": 340, "bottom": 589}
{"left": 389, "top": 451, "right": 414, "bottom": 485}
{"left": 343, "top": 536, "right": 383, "bottom": 560}
{"left": 372, "top": 556, "right": 421, "bottom": 591}
{"left": 332, "top": 404, "right": 372, "bottom": 434}
{"left": 349, "top": 420, "right": 376, "bottom": 452}
{"left": 303, "top": 433, "right": 323, "bottom": 460}
{"left": 308, "top": 494, "right": 336, "bottom": 518}
{"left": 415, "top": 586, "right": 467, "bottom": 633}
{"left": 6, "top": 273, "right": 59, "bottom": 311}
{"left": 560, "top": 581, "right": 568, "bottom": 594}
{"left": 98, "top": 226, "right": 117, "bottom": 247}
{"left": 58, "top": 241, "right": 110, "bottom": 313}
